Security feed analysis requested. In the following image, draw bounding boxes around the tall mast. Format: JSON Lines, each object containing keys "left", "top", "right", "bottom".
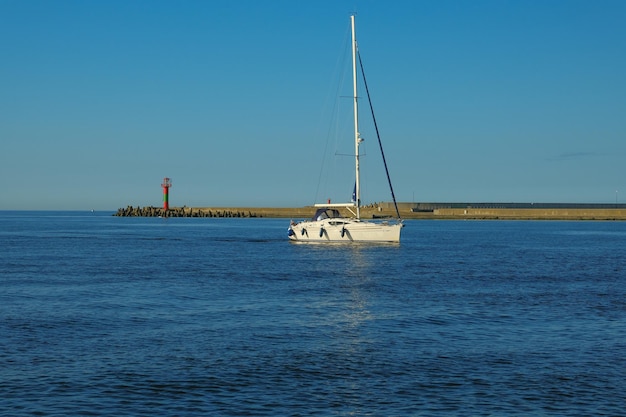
{"left": 351, "top": 15, "right": 361, "bottom": 219}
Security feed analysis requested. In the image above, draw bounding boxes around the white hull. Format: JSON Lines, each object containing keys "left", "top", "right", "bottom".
{"left": 288, "top": 218, "right": 402, "bottom": 243}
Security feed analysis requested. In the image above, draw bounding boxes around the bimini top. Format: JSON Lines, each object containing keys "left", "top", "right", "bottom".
{"left": 311, "top": 208, "right": 342, "bottom": 221}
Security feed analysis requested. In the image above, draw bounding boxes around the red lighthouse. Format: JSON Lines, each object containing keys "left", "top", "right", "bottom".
{"left": 161, "top": 177, "right": 172, "bottom": 210}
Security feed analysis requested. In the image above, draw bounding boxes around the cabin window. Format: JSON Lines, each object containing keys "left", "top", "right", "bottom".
{"left": 312, "top": 208, "right": 341, "bottom": 221}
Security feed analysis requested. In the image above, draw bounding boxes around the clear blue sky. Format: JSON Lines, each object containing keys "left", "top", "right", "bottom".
{"left": 2, "top": 0, "right": 625, "bottom": 210}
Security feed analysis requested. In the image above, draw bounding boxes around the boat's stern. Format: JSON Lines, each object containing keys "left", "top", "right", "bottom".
{"left": 287, "top": 220, "right": 300, "bottom": 241}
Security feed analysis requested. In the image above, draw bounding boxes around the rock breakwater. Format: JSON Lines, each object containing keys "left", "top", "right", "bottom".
{"left": 114, "top": 206, "right": 259, "bottom": 218}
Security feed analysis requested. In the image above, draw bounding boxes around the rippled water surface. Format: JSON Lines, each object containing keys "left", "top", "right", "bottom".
{"left": 1, "top": 211, "right": 625, "bottom": 415}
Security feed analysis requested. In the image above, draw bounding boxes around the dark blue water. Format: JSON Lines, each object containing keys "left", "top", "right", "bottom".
{"left": 1, "top": 211, "right": 625, "bottom": 416}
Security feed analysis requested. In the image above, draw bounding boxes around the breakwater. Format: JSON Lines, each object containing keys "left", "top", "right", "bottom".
{"left": 114, "top": 206, "right": 259, "bottom": 218}
{"left": 113, "top": 205, "right": 626, "bottom": 220}
{"left": 431, "top": 208, "right": 626, "bottom": 220}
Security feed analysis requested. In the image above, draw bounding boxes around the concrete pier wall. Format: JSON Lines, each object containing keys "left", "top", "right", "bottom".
{"left": 432, "top": 208, "right": 626, "bottom": 220}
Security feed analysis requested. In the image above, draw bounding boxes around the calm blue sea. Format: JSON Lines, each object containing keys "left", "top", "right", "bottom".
{"left": 1, "top": 211, "right": 625, "bottom": 416}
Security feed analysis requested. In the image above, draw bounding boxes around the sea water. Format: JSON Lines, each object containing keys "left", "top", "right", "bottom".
{"left": 1, "top": 211, "right": 625, "bottom": 416}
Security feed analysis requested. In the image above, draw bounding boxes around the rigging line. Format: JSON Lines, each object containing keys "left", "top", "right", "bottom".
{"left": 357, "top": 50, "right": 401, "bottom": 219}
{"left": 314, "top": 25, "right": 351, "bottom": 204}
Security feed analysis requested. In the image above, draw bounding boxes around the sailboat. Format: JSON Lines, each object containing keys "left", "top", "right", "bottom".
{"left": 288, "top": 15, "right": 403, "bottom": 243}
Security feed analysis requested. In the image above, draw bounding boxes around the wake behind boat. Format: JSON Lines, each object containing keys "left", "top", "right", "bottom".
{"left": 288, "top": 15, "right": 403, "bottom": 243}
